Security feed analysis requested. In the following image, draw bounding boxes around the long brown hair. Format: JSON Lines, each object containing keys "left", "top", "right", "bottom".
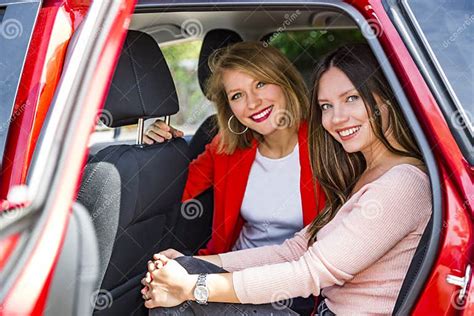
{"left": 307, "top": 44, "right": 423, "bottom": 243}
{"left": 206, "top": 41, "right": 309, "bottom": 154}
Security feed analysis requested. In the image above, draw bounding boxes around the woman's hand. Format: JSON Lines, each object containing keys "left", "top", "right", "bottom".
{"left": 140, "top": 261, "right": 160, "bottom": 301}
{"left": 143, "top": 255, "right": 197, "bottom": 309}
{"left": 144, "top": 119, "right": 184, "bottom": 144}
{"left": 154, "top": 248, "right": 184, "bottom": 260}
{"left": 140, "top": 250, "right": 184, "bottom": 302}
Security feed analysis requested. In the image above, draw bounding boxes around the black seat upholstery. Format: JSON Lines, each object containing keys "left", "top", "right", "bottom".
{"left": 172, "top": 30, "right": 243, "bottom": 254}
{"left": 77, "top": 30, "right": 190, "bottom": 314}
{"left": 197, "top": 29, "right": 243, "bottom": 96}
{"left": 187, "top": 114, "right": 218, "bottom": 161}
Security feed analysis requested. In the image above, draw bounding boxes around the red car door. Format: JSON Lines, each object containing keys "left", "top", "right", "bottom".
{"left": 0, "top": 0, "right": 136, "bottom": 314}
{"left": 362, "top": 1, "right": 473, "bottom": 314}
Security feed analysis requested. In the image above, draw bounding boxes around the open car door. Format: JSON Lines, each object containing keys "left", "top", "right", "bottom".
{"left": 0, "top": 0, "right": 136, "bottom": 314}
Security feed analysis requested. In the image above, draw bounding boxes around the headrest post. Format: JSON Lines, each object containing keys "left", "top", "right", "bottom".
{"left": 164, "top": 116, "right": 171, "bottom": 126}
{"left": 137, "top": 118, "right": 145, "bottom": 145}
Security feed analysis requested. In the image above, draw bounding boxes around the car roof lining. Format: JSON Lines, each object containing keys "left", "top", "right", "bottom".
{"left": 130, "top": 9, "right": 357, "bottom": 44}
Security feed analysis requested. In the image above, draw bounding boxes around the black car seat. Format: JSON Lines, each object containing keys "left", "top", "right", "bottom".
{"left": 172, "top": 30, "right": 243, "bottom": 254}
{"left": 197, "top": 29, "right": 243, "bottom": 98}
{"left": 188, "top": 29, "right": 243, "bottom": 160}
{"left": 77, "top": 30, "right": 190, "bottom": 314}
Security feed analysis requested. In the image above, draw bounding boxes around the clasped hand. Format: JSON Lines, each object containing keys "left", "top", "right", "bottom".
{"left": 141, "top": 249, "right": 195, "bottom": 308}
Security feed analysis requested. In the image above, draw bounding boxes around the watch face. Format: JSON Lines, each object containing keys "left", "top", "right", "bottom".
{"left": 194, "top": 286, "right": 209, "bottom": 301}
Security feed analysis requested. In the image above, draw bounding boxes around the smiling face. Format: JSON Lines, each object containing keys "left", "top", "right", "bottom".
{"left": 222, "top": 69, "right": 288, "bottom": 136}
{"left": 318, "top": 66, "right": 388, "bottom": 155}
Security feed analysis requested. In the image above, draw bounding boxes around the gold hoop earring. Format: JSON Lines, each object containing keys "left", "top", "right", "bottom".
{"left": 227, "top": 115, "right": 248, "bottom": 135}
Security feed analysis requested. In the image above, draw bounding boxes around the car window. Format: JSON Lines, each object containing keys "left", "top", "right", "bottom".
{"left": 0, "top": 8, "right": 17, "bottom": 159}
{"left": 0, "top": 2, "right": 40, "bottom": 164}
{"left": 0, "top": 9, "right": 11, "bottom": 151}
{"left": 404, "top": 0, "right": 473, "bottom": 136}
{"left": 160, "top": 40, "right": 215, "bottom": 135}
{"left": 268, "top": 29, "right": 365, "bottom": 89}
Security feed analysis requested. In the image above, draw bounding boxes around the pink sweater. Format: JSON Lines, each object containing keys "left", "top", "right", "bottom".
{"left": 218, "top": 164, "right": 432, "bottom": 315}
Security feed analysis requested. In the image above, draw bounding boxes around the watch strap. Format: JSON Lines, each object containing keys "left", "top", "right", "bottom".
{"left": 194, "top": 273, "right": 209, "bottom": 305}
{"left": 197, "top": 273, "right": 207, "bottom": 287}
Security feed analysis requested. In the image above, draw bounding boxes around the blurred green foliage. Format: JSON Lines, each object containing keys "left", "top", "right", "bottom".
{"left": 270, "top": 29, "right": 366, "bottom": 70}
{"left": 161, "top": 40, "right": 213, "bottom": 128}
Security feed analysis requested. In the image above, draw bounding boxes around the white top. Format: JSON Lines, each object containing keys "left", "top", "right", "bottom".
{"left": 232, "top": 143, "right": 303, "bottom": 250}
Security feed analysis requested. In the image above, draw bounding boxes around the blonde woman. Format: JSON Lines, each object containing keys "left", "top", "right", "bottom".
{"left": 143, "top": 44, "right": 432, "bottom": 315}
{"left": 145, "top": 42, "right": 326, "bottom": 256}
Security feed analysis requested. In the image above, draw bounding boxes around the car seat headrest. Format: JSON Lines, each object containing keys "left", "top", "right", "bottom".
{"left": 102, "top": 30, "right": 179, "bottom": 127}
{"left": 197, "top": 29, "right": 243, "bottom": 96}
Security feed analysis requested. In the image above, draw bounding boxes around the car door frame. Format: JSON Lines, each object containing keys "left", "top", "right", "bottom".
{"left": 135, "top": 0, "right": 469, "bottom": 314}
{"left": 0, "top": 0, "right": 136, "bottom": 314}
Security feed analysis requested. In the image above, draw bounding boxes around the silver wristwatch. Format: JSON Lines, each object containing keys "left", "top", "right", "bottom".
{"left": 193, "top": 273, "right": 209, "bottom": 305}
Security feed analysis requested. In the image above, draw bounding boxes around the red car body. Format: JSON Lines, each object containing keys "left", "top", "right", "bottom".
{"left": 0, "top": 0, "right": 472, "bottom": 315}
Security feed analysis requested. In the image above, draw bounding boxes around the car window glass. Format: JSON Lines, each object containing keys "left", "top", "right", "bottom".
{"left": 0, "top": 3, "right": 40, "bottom": 166}
{"left": 160, "top": 40, "right": 215, "bottom": 135}
{"left": 268, "top": 29, "right": 365, "bottom": 89}
{"left": 0, "top": 9, "right": 8, "bottom": 163}
{"left": 406, "top": 0, "right": 473, "bottom": 130}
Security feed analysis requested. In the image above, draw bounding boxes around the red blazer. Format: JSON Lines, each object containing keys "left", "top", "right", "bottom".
{"left": 182, "top": 121, "right": 326, "bottom": 255}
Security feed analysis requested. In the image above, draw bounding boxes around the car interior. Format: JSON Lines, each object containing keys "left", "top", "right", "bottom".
{"left": 73, "top": 5, "right": 437, "bottom": 316}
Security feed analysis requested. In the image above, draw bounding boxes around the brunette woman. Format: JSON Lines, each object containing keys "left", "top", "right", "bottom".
{"left": 145, "top": 42, "right": 325, "bottom": 255}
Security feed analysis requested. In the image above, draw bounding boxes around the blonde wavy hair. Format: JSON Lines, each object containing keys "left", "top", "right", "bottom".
{"left": 205, "top": 41, "right": 309, "bottom": 154}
